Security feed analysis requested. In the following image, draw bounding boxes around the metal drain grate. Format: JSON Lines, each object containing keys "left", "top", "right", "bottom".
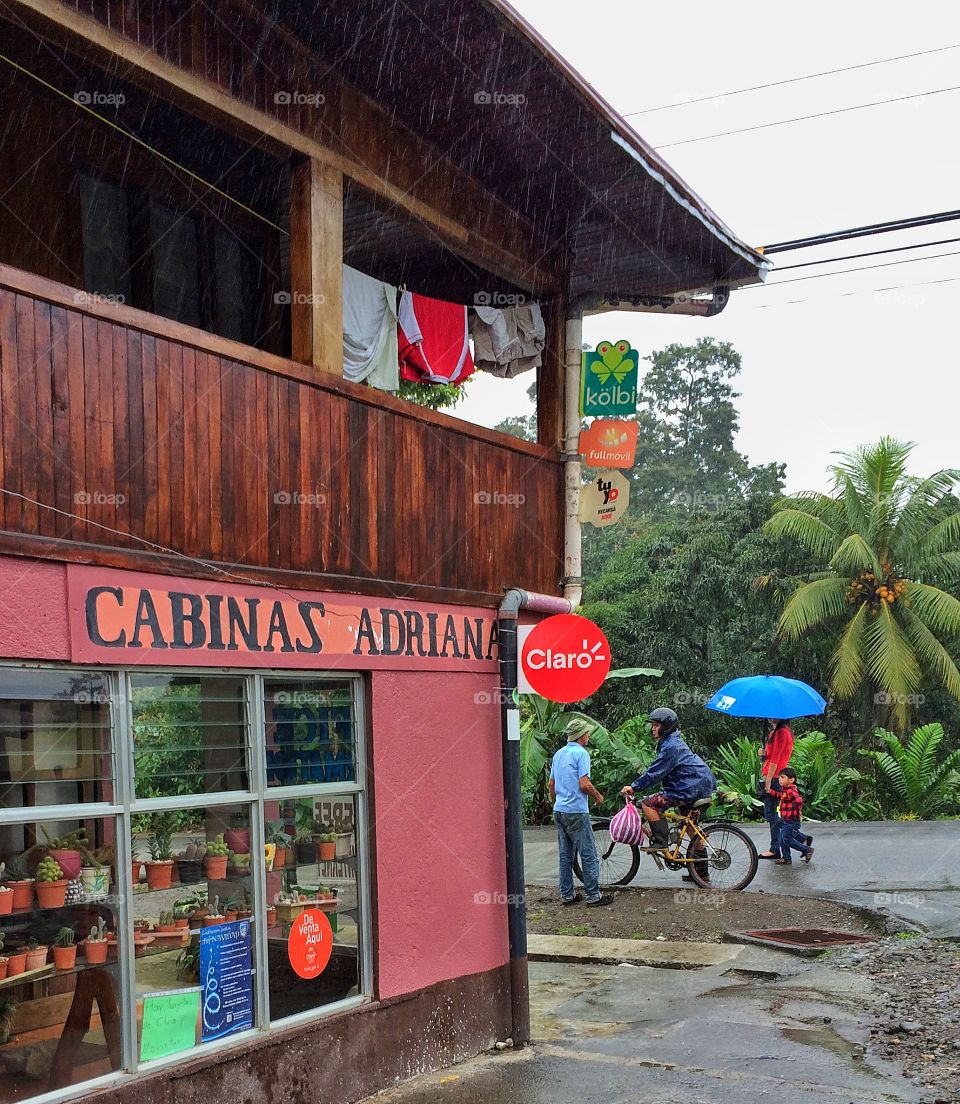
{"left": 742, "top": 928, "right": 878, "bottom": 947}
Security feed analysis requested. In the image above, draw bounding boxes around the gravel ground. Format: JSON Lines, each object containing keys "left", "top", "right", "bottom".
{"left": 847, "top": 935, "right": 960, "bottom": 1104}
{"left": 526, "top": 883, "right": 881, "bottom": 943}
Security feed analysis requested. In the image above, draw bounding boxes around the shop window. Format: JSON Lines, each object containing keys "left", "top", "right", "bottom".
{"left": 129, "top": 674, "right": 248, "bottom": 798}
{"left": 263, "top": 680, "right": 356, "bottom": 787}
{"left": 131, "top": 802, "right": 256, "bottom": 1063}
{"left": 263, "top": 794, "right": 361, "bottom": 1022}
{"left": 0, "top": 669, "right": 113, "bottom": 810}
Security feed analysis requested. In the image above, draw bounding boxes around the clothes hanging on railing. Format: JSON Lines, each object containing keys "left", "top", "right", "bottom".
{"left": 342, "top": 264, "right": 399, "bottom": 391}
{"left": 470, "top": 302, "right": 545, "bottom": 378}
{"left": 398, "top": 291, "right": 475, "bottom": 384}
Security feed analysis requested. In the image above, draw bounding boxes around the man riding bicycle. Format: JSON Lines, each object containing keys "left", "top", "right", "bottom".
{"left": 621, "top": 707, "right": 717, "bottom": 852}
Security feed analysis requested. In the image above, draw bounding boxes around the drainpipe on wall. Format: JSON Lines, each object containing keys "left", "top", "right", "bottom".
{"left": 498, "top": 587, "right": 571, "bottom": 1044}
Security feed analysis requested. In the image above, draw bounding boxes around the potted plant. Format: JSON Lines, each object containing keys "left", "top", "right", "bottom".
{"left": 52, "top": 927, "right": 77, "bottom": 971}
{"left": 24, "top": 937, "right": 48, "bottom": 971}
{"left": 0, "top": 863, "right": 12, "bottom": 916}
{"left": 237, "top": 893, "right": 253, "bottom": 922}
{"left": 315, "top": 825, "right": 337, "bottom": 862}
{"left": 35, "top": 855, "right": 67, "bottom": 908}
{"left": 176, "top": 940, "right": 200, "bottom": 982}
{"left": 265, "top": 904, "right": 277, "bottom": 928}
{"left": 172, "top": 900, "right": 193, "bottom": 929}
{"left": 266, "top": 822, "right": 292, "bottom": 869}
{"left": 227, "top": 850, "right": 251, "bottom": 877}
{"left": 78, "top": 851, "right": 109, "bottom": 901}
{"left": 0, "top": 998, "right": 18, "bottom": 1046}
{"left": 83, "top": 917, "right": 109, "bottom": 964}
{"left": 224, "top": 811, "right": 250, "bottom": 855}
{"left": 222, "top": 895, "right": 240, "bottom": 923}
{"left": 40, "top": 826, "right": 87, "bottom": 880}
{"left": 155, "top": 910, "right": 178, "bottom": 934}
{"left": 144, "top": 817, "right": 175, "bottom": 889}
{"left": 175, "top": 839, "right": 206, "bottom": 884}
{"left": 202, "top": 896, "right": 225, "bottom": 926}
{"left": 4, "top": 934, "right": 26, "bottom": 977}
{"left": 6, "top": 855, "right": 34, "bottom": 912}
{"left": 204, "top": 835, "right": 229, "bottom": 880}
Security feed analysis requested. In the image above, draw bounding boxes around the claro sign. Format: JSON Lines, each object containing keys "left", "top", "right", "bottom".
{"left": 66, "top": 566, "right": 498, "bottom": 672}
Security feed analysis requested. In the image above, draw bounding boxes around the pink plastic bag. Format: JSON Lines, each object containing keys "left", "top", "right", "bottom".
{"left": 609, "top": 800, "right": 645, "bottom": 846}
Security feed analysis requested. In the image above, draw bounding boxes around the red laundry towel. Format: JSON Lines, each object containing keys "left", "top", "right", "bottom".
{"left": 398, "top": 292, "right": 474, "bottom": 384}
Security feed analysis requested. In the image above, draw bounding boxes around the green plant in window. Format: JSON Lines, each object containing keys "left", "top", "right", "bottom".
{"left": 40, "top": 826, "right": 88, "bottom": 851}
{"left": 0, "top": 998, "right": 19, "bottom": 1045}
{"left": 6, "top": 855, "right": 29, "bottom": 882}
{"left": 54, "top": 927, "right": 75, "bottom": 948}
{"left": 26, "top": 937, "right": 38, "bottom": 952}
{"left": 229, "top": 811, "right": 248, "bottom": 829}
{"left": 147, "top": 813, "right": 176, "bottom": 862}
{"left": 177, "top": 941, "right": 201, "bottom": 982}
{"left": 36, "top": 857, "right": 64, "bottom": 882}
{"left": 87, "top": 917, "right": 108, "bottom": 943}
{"left": 228, "top": 851, "right": 251, "bottom": 868}
{"left": 206, "top": 834, "right": 229, "bottom": 857}
{"left": 265, "top": 822, "right": 293, "bottom": 847}
{"left": 294, "top": 800, "right": 315, "bottom": 840}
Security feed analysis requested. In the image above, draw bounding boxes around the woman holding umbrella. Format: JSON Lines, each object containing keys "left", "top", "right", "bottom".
{"left": 704, "top": 675, "right": 826, "bottom": 859}
{"left": 758, "top": 718, "right": 793, "bottom": 860}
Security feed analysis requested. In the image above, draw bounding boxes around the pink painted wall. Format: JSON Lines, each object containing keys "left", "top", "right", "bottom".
{"left": 0, "top": 556, "right": 69, "bottom": 659}
{"left": 371, "top": 670, "right": 509, "bottom": 999}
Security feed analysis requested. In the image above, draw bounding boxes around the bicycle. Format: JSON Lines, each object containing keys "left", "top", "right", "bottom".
{"left": 572, "top": 795, "right": 759, "bottom": 891}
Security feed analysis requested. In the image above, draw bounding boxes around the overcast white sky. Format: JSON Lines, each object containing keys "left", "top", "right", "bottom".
{"left": 458, "top": 0, "right": 960, "bottom": 492}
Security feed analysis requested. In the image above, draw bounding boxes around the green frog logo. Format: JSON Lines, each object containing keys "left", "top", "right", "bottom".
{"left": 590, "top": 339, "right": 636, "bottom": 384}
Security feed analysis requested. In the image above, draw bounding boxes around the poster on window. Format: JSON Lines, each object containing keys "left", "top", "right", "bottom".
{"left": 199, "top": 920, "right": 253, "bottom": 1042}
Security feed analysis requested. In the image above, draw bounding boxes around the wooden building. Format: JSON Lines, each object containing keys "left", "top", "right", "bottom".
{"left": 0, "top": 3, "right": 766, "bottom": 1102}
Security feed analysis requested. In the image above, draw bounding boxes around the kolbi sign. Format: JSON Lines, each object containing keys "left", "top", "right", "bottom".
{"left": 579, "top": 339, "right": 639, "bottom": 416}
{"left": 518, "top": 614, "right": 611, "bottom": 703}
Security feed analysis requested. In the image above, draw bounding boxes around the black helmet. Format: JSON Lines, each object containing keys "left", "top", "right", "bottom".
{"left": 648, "top": 707, "right": 679, "bottom": 736}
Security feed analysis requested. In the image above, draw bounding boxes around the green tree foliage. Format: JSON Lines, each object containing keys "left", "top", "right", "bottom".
{"left": 398, "top": 379, "right": 467, "bottom": 411}
{"left": 847, "top": 723, "right": 960, "bottom": 818}
{"left": 763, "top": 438, "right": 960, "bottom": 731}
{"left": 492, "top": 412, "right": 537, "bottom": 441}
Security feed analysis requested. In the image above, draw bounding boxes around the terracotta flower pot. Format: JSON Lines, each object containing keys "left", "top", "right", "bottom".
{"left": 175, "top": 918, "right": 189, "bottom": 930}
{"left": 84, "top": 940, "right": 108, "bottom": 964}
{"left": 224, "top": 828, "right": 250, "bottom": 854}
{"left": 144, "top": 860, "right": 174, "bottom": 890}
{"left": 53, "top": 945, "right": 78, "bottom": 971}
{"left": 266, "top": 907, "right": 277, "bottom": 928}
{"left": 36, "top": 879, "right": 68, "bottom": 908}
{"left": 204, "top": 854, "right": 228, "bottom": 880}
{"left": 224, "top": 910, "right": 238, "bottom": 923}
{"left": 0, "top": 957, "right": 8, "bottom": 979}
{"left": 132, "top": 860, "right": 142, "bottom": 885}
{"left": 10, "top": 879, "right": 34, "bottom": 911}
{"left": 5, "top": 951, "right": 27, "bottom": 976}
{"left": 273, "top": 847, "right": 286, "bottom": 869}
{"left": 25, "top": 946, "right": 48, "bottom": 970}
{"left": 317, "top": 841, "right": 336, "bottom": 861}
{"left": 237, "top": 909, "right": 252, "bottom": 921}
{"left": 49, "top": 848, "right": 82, "bottom": 879}
{"left": 156, "top": 923, "right": 178, "bottom": 934}
{"left": 203, "top": 915, "right": 225, "bottom": 927}
{"left": 0, "top": 888, "right": 13, "bottom": 915}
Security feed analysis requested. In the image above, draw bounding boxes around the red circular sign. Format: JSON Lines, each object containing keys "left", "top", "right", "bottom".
{"left": 521, "top": 614, "right": 611, "bottom": 703}
{"left": 287, "top": 909, "right": 334, "bottom": 979}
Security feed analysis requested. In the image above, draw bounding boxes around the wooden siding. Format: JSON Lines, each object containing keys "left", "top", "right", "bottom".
{"left": 0, "top": 268, "right": 563, "bottom": 604}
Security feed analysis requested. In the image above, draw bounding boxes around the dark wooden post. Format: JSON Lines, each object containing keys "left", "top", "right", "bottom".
{"left": 537, "top": 289, "right": 568, "bottom": 449}
{"left": 290, "top": 158, "right": 343, "bottom": 374}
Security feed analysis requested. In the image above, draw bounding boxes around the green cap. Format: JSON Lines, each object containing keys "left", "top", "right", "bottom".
{"left": 564, "top": 717, "right": 593, "bottom": 741}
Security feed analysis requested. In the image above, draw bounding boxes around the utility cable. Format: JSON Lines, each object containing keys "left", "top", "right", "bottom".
{"left": 653, "top": 84, "right": 960, "bottom": 149}
{"left": 749, "top": 274, "right": 960, "bottom": 308}
{"left": 762, "top": 209, "right": 960, "bottom": 253}
{"left": 773, "top": 235, "right": 960, "bottom": 271}
{"left": 625, "top": 43, "right": 960, "bottom": 115}
{"left": 753, "top": 248, "right": 960, "bottom": 289}
{"left": 0, "top": 52, "right": 287, "bottom": 235}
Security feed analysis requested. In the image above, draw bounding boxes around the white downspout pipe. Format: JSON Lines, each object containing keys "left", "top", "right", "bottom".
{"left": 562, "top": 312, "right": 585, "bottom": 611}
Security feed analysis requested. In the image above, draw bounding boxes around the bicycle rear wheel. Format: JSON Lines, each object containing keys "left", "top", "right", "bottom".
{"left": 686, "top": 821, "right": 758, "bottom": 891}
{"left": 573, "top": 821, "right": 641, "bottom": 888}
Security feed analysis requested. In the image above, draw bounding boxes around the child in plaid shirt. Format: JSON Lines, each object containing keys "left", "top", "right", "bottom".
{"left": 775, "top": 768, "right": 814, "bottom": 865}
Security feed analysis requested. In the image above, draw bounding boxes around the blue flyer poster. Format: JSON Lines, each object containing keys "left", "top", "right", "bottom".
{"left": 199, "top": 920, "right": 254, "bottom": 1042}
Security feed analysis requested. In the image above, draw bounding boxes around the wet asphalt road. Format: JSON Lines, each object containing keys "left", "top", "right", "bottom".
{"left": 527, "top": 819, "right": 960, "bottom": 935}
{"left": 361, "top": 822, "right": 958, "bottom": 1104}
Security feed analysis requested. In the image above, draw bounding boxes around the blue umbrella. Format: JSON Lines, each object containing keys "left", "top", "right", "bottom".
{"left": 704, "top": 675, "right": 826, "bottom": 720}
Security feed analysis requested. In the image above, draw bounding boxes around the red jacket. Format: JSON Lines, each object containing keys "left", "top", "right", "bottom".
{"left": 762, "top": 724, "right": 794, "bottom": 778}
{"left": 778, "top": 783, "right": 804, "bottom": 822}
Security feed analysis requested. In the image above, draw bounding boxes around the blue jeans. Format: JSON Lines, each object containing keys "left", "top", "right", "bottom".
{"left": 761, "top": 784, "right": 782, "bottom": 850}
{"left": 554, "top": 811, "right": 600, "bottom": 902}
{"left": 778, "top": 820, "right": 811, "bottom": 861}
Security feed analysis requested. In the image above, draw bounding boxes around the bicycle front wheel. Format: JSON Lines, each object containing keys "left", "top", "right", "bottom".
{"left": 686, "top": 821, "right": 758, "bottom": 891}
{"left": 573, "top": 821, "right": 641, "bottom": 888}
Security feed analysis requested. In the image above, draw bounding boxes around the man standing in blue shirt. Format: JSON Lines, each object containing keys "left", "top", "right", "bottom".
{"left": 549, "top": 717, "right": 613, "bottom": 907}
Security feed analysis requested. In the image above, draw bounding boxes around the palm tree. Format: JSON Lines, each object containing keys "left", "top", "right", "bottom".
{"left": 761, "top": 438, "right": 960, "bottom": 730}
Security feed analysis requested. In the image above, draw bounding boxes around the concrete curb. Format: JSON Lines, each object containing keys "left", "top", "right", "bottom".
{"left": 527, "top": 933, "right": 743, "bottom": 970}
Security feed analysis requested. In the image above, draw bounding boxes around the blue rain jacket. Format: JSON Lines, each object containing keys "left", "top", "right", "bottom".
{"left": 630, "top": 729, "right": 716, "bottom": 802}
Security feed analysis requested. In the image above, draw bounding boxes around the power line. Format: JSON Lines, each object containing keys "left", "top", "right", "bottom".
{"left": 625, "top": 43, "right": 960, "bottom": 116}
{"left": 749, "top": 274, "right": 960, "bottom": 309}
{"left": 755, "top": 248, "right": 960, "bottom": 289}
{"left": 653, "top": 84, "right": 960, "bottom": 149}
{"left": 773, "top": 235, "right": 960, "bottom": 271}
{"left": 762, "top": 209, "right": 960, "bottom": 254}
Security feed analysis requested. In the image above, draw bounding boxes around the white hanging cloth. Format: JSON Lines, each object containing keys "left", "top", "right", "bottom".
{"left": 342, "top": 264, "right": 399, "bottom": 391}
